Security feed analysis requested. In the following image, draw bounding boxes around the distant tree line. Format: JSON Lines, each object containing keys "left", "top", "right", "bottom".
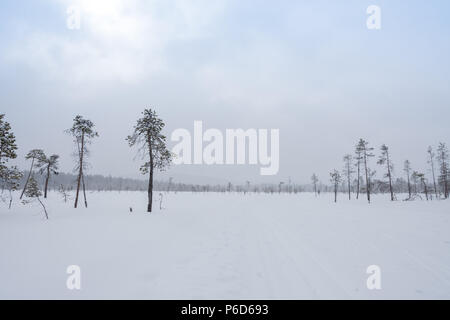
{"left": 328, "top": 139, "right": 449, "bottom": 203}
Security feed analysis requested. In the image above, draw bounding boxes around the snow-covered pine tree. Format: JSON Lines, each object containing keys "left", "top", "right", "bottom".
{"left": 311, "top": 173, "right": 319, "bottom": 197}
{"left": 330, "top": 169, "right": 342, "bottom": 203}
{"left": 67, "top": 115, "right": 98, "bottom": 208}
{"left": 377, "top": 144, "right": 395, "bottom": 201}
{"left": 19, "top": 149, "right": 45, "bottom": 200}
{"left": 1, "top": 166, "right": 22, "bottom": 209}
{"left": 127, "top": 109, "right": 172, "bottom": 212}
{"left": 0, "top": 114, "right": 18, "bottom": 184}
{"left": 356, "top": 139, "right": 374, "bottom": 203}
{"left": 37, "top": 154, "right": 59, "bottom": 198}
{"left": 342, "top": 155, "right": 353, "bottom": 200}
{"left": 23, "top": 175, "right": 48, "bottom": 219}
{"left": 437, "top": 142, "right": 449, "bottom": 199}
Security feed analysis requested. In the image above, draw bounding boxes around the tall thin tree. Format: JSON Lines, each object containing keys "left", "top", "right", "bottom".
{"left": 356, "top": 139, "right": 374, "bottom": 203}
{"left": 377, "top": 144, "right": 395, "bottom": 201}
{"left": 67, "top": 115, "right": 98, "bottom": 208}
{"left": 354, "top": 142, "right": 363, "bottom": 199}
{"left": 127, "top": 109, "right": 172, "bottom": 212}
{"left": 343, "top": 155, "right": 353, "bottom": 200}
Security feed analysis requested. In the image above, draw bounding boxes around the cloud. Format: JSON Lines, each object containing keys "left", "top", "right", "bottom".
{"left": 4, "top": 0, "right": 228, "bottom": 85}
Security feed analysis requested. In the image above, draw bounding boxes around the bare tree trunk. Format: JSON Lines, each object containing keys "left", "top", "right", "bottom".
{"left": 37, "top": 197, "right": 48, "bottom": 220}
{"left": 347, "top": 163, "right": 351, "bottom": 200}
{"left": 8, "top": 189, "right": 12, "bottom": 209}
{"left": 334, "top": 183, "right": 337, "bottom": 203}
{"left": 44, "top": 165, "right": 50, "bottom": 198}
{"left": 429, "top": 153, "right": 438, "bottom": 199}
{"left": 386, "top": 151, "right": 394, "bottom": 201}
{"left": 423, "top": 181, "right": 429, "bottom": 201}
{"left": 356, "top": 160, "right": 360, "bottom": 199}
{"left": 364, "top": 153, "right": 370, "bottom": 203}
{"left": 82, "top": 173, "right": 88, "bottom": 208}
{"left": 20, "top": 158, "right": 35, "bottom": 200}
{"left": 406, "top": 171, "right": 411, "bottom": 199}
{"left": 147, "top": 134, "right": 153, "bottom": 213}
{"left": 74, "top": 132, "right": 84, "bottom": 208}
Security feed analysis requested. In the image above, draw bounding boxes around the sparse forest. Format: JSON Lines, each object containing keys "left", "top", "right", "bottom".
{"left": 1, "top": 111, "right": 449, "bottom": 220}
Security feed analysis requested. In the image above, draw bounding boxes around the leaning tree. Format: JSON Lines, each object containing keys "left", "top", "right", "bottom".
{"left": 127, "top": 109, "right": 172, "bottom": 212}
{"left": 20, "top": 149, "right": 45, "bottom": 200}
{"left": 67, "top": 115, "right": 98, "bottom": 208}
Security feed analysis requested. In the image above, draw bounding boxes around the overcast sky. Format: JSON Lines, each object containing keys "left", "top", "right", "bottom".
{"left": 1, "top": 0, "right": 449, "bottom": 184}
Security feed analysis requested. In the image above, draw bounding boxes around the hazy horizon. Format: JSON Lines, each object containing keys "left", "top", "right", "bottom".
{"left": 1, "top": 0, "right": 449, "bottom": 184}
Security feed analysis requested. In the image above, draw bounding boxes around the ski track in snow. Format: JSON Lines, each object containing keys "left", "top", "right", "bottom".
{"left": 1, "top": 191, "right": 450, "bottom": 299}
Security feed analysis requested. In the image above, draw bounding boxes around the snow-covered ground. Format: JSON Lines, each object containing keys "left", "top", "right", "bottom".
{"left": 1, "top": 191, "right": 449, "bottom": 299}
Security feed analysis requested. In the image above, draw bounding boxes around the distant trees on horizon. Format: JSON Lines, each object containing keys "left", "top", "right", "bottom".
{"left": 1, "top": 111, "right": 450, "bottom": 213}
{"left": 328, "top": 139, "right": 450, "bottom": 203}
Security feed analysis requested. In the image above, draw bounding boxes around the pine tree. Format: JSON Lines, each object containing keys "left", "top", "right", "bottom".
{"left": 127, "top": 109, "right": 172, "bottom": 212}
{"left": 404, "top": 160, "right": 412, "bottom": 199}
{"left": 342, "top": 155, "right": 353, "bottom": 200}
{"left": 1, "top": 166, "right": 22, "bottom": 209}
{"left": 427, "top": 146, "right": 439, "bottom": 199}
{"left": 377, "top": 144, "right": 395, "bottom": 201}
{"left": 330, "top": 169, "right": 342, "bottom": 203}
{"left": 67, "top": 115, "right": 98, "bottom": 208}
{"left": 0, "top": 114, "right": 18, "bottom": 183}
{"left": 311, "top": 173, "right": 319, "bottom": 197}
{"left": 437, "top": 142, "right": 449, "bottom": 199}
{"left": 356, "top": 139, "right": 374, "bottom": 203}
{"left": 23, "top": 176, "right": 48, "bottom": 219}
{"left": 37, "top": 154, "right": 59, "bottom": 198}
{"left": 20, "top": 149, "right": 45, "bottom": 200}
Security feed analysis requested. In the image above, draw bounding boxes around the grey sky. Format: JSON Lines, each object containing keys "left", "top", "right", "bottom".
{"left": 1, "top": 0, "right": 449, "bottom": 184}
